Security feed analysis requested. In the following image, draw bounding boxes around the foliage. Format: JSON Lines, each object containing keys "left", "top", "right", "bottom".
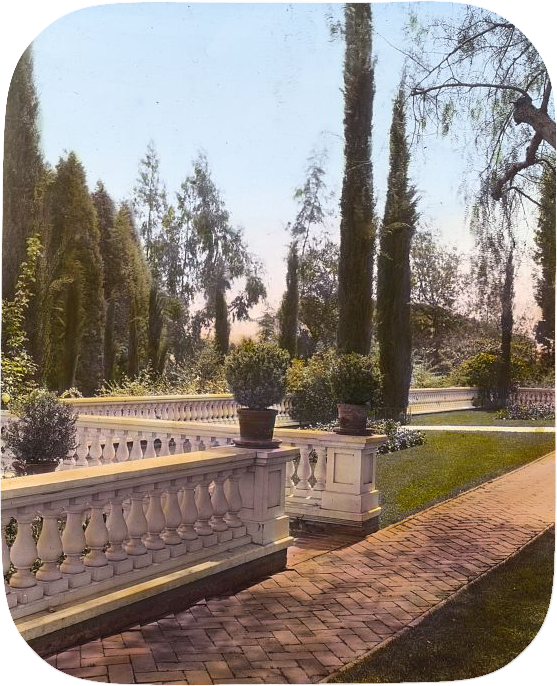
{"left": 1, "top": 234, "right": 41, "bottom": 402}
{"left": 377, "top": 82, "right": 418, "bottom": 419}
{"left": 370, "top": 419, "right": 426, "bottom": 454}
{"left": 411, "top": 360, "right": 453, "bottom": 388}
{"left": 224, "top": 340, "right": 289, "bottom": 410}
{"left": 533, "top": 159, "right": 556, "bottom": 363}
{"left": 496, "top": 403, "right": 555, "bottom": 421}
{"left": 2, "top": 45, "right": 43, "bottom": 301}
{"left": 277, "top": 243, "right": 299, "bottom": 357}
{"left": 148, "top": 283, "right": 169, "bottom": 375}
{"left": 337, "top": 3, "right": 375, "bottom": 354}
{"left": 286, "top": 350, "right": 338, "bottom": 426}
{"left": 330, "top": 353, "right": 381, "bottom": 406}
{"left": 3, "top": 389, "right": 77, "bottom": 467}
{"left": 41, "top": 152, "right": 106, "bottom": 394}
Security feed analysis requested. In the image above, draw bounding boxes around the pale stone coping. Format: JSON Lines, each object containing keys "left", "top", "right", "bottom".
{"left": 2, "top": 446, "right": 298, "bottom": 506}
{"left": 15, "top": 537, "right": 293, "bottom": 642}
{"left": 64, "top": 393, "right": 238, "bottom": 404}
{"left": 73, "top": 415, "right": 387, "bottom": 448}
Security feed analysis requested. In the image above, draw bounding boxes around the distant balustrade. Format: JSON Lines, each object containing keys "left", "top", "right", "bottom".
{"left": 513, "top": 387, "right": 555, "bottom": 407}
{"left": 407, "top": 387, "right": 481, "bottom": 415}
{"left": 2, "top": 444, "right": 296, "bottom": 636}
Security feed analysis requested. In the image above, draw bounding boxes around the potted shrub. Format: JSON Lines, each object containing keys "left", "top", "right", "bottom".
{"left": 225, "top": 340, "right": 290, "bottom": 448}
{"left": 331, "top": 353, "right": 381, "bottom": 435}
{"left": 3, "top": 390, "right": 78, "bottom": 475}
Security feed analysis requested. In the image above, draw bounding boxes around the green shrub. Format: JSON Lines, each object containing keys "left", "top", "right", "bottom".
{"left": 496, "top": 403, "right": 555, "bottom": 421}
{"left": 3, "top": 389, "right": 78, "bottom": 469}
{"left": 287, "top": 350, "right": 338, "bottom": 426}
{"left": 224, "top": 339, "right": 289, "bottom": 409}
{"left": 330, "top": 353, "right": 381, "bottom": 406}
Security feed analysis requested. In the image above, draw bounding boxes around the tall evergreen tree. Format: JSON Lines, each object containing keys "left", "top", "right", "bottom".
{"left": 3, "top": 45, "right": 43, "bottom": 300}
{"left": 337, "top": 3, "right": 375, "bottom": 354}
{"left": 278, "top": 243, "right": 299, "bottom": 357}
{"left": 534, "top": 160, "right": 556, "bottom": 364}
{"left": 148, "top": 283, "right": 168, "bottom": 375}
{"left": 43, "top": 153, "right": 105, "bottom": 393}
{"left": 377, "top": 85, "right": 418, "bottom": 419}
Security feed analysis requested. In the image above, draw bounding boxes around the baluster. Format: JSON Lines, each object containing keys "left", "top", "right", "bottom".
{"left": 210, "top": 474, "right": 230, "bottom": 533}
{"left": 184, "top": 403, "right": 192, "bottom": 421}
{"left": 105, "top": 493, "right": 133, "bottom": 573}
{"left": 2, "top": 516, "right": 17, "bottom": 608}
{"left": 285, "top": 457, "right": 295, "bottom": 495}
{"left": 295, "top": 445, "right": 312, "bottom": 494}
{"left": 159, "top": 434, "right": 171, "bottom": 457}
{"left": 75, "top": 430, "right": 90, "bottom": 468}
{"left": 210, "top": 436, "right": 220, "bottom": 447}
{"left": 178, "top": 478, "right": 202, "bottom": 550}
{"left": 195, "top": 479, "right": 216, "bottom": 543}
{"left": 116, "top": 432, "right": 130, "bottom": 462}
{"left": 224, "top": 470, "right": 243, "bottom": 528}
{"left": 143, "top": 433, "right": 157, "bottom": 459}
{"left": 313, "top": 447, "right": 327, "bottom": 492}
{"left": 124, "top": 488, "right": 151, "bottom": 565}
{"left": 88, "top": 430, "right": 103, "bottom": 467}
{"left": 84, "top": 495, "right": 113, "bottom": 580}
{"left": 103, "top": 430, "right": 117, "bottom": 464}
{"left": 162, "top": 481, "right": 184, "bottom": 550}
{"left": 129, "top": 432, "right": 143, "bottom": 461}
{"left": 60, "top": 500, "right": 90, "bottom": 587}
{"left": 36, "top": 506, "right": 67, "bottom": 594}
{"left": 144, "top": 486, "right": 169, "bottom": 561}
{"left": 9, "top": 509, "right": 44, "bottom": 603}
{"left": 59, "top": 447, "right": 77, "bottom": 471}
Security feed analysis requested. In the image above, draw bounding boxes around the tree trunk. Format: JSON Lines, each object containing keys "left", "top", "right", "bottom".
{"left": 513, "top": 95, "right": 556, "bottom": 149}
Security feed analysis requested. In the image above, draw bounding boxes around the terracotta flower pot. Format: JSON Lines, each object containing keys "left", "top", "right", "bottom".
{"left": 24, "top": 461, "right": 59, "bottom": 476}
{"left": 234, "top": 408, "right": 281, "bottom": 449}
{"left": 335, "top": 403, "right": 370, "bottom": 436}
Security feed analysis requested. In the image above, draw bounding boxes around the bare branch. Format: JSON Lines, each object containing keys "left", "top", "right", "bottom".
{"left": 491, "top": 132, "right": 543, "bottom": 200}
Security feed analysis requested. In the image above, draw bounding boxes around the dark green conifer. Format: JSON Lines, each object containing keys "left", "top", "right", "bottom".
{"left": 278, "top": 243, "right": 299, "bottom": 357}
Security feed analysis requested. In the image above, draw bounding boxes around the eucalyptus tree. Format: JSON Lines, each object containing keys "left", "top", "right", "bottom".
{"left": 407, "top": 4, "right": 554, "bottom": 204}
{"left": 377, "top": 84, "right": 418, "bottom": 419}
{"left": 3, "top": 45, "right": 43, "bottom": 300}
{"left": 337, "top": 2, "right": 375, "bottom": 354}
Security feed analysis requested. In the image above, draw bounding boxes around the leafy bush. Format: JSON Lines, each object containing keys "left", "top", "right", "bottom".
{"left": 370, "top": 420, "right": 426, "bottom": 454}
{"left": 496, "top": 403, "right": 555, "bottom": 421}
{"left": 287, "top": 350, "right": 338, "bottom": 426}
{"left": 330, "top": 353, "right": 381, "bottom": 406}
{"left": 411, "top": 360, "right": 453, "bottom": 388}
{"left": 225, "top": 339, "right": 290, "bottom": 409}
{"left": 3, "top": 390, "right": 78, "bottom": 468}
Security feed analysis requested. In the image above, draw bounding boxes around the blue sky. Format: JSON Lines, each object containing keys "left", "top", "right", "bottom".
{"left": 28, "top": 2, "right": 536, "bottom": 330}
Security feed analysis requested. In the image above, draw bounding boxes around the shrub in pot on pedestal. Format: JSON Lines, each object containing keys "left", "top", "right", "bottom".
{"left": 331, "top": 353, "right": 381, "bottom": 435}
{"left": 3, "top": 390, "right": 78, "bottom": 475}
{"left": 224, "top": 340, "right": 290, "bottom": 448}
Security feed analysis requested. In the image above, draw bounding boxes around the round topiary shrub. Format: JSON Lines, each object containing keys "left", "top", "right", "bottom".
{"left": 4, "top": 389, "right": 78, "bottom": 473}
{"left": 330, "top": 353, "right": 381, "bottom": 406}
{"left": 224, "top": 340, "right": 290, "bottom": 410}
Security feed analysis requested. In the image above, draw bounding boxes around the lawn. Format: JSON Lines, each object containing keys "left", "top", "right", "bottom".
{"left": 378, "top": 430, "right": 554, "bottom": 526}
{"left": 329, "top": 526, "right": 555, "bottom": 683}
{"left": 409, "top": 409, "right": 555, "bottom": 427}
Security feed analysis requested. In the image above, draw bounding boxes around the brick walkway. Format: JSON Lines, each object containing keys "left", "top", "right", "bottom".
{"left": 47, "top": 453, "right": 555, "bottom": 684}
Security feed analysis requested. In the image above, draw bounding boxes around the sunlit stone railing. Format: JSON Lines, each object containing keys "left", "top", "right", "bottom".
{"left": 407, "top": 387, "right": 480, "bottom": 415}
{"left": 64, "top": 393, "right": 295, "bottom": 426}
{"left": 513, "top": 387, "right": 555, "bottom": 406}
{"left": 48, "top": 415, "right": 385, "bottom": 535}
{"left": 2, "top": 444, "right": 296, "bottom": 632}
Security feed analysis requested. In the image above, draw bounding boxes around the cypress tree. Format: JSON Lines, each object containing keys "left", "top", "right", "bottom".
{"left": 3, "top": 45, "right": 43, "bottom": 300}
{"left": 44, "top": 153, "right": 105, "bottom": 394}
{"left": 377, "top": 84, "right": 418, "bottom": 419}
{"left": 214, "top": 275, "right": 230, "bottom": 357}
{"left": 278, "top": 242, "right": 299, "bottom": 357}
{"left": 337, "top": 3, "right": 375, "bottom": 354}
{"left": 148, "top": 283, "right": 168, "bottom": 375}
{"left": 534, "top": 160, "right": 556, "bottom": 364}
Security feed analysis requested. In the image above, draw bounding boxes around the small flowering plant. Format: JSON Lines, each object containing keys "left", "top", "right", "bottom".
{"left": 225, "top": 340, "right": 290, "bottom": 410}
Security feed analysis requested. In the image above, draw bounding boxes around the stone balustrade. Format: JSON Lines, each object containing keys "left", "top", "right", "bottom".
{"left": 49, "top": 415, "right": 386, "bottom": 536}
{"left": 64, "top": 393, "right": 295, "bottom": 426}
{"left": 407, "top": 387, "right": 480, "bottom": 415}
{"left": 513, "top": 387, "right": 555, "bottom": 406}
{"left": 2, "top": 444, "right": 296, "bottom": 644}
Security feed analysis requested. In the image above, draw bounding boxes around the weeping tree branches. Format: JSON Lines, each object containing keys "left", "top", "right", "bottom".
{"left": 407, "top": 6, "right": 555, "bottom": 203}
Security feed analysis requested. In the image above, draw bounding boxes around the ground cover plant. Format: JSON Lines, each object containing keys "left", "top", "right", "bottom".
{"left": 330, "top": 526, "right": 554, "bottom": 683}
{"left": 497, "top": 403, "right": 555, "bottom": 421}
{"left": 409, "top": 409, "right": 555, "bottom": 427}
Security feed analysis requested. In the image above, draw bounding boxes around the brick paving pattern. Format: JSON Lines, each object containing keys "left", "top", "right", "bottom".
{"left": 47, "top": 453, "right": 555, "bottom": 684}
